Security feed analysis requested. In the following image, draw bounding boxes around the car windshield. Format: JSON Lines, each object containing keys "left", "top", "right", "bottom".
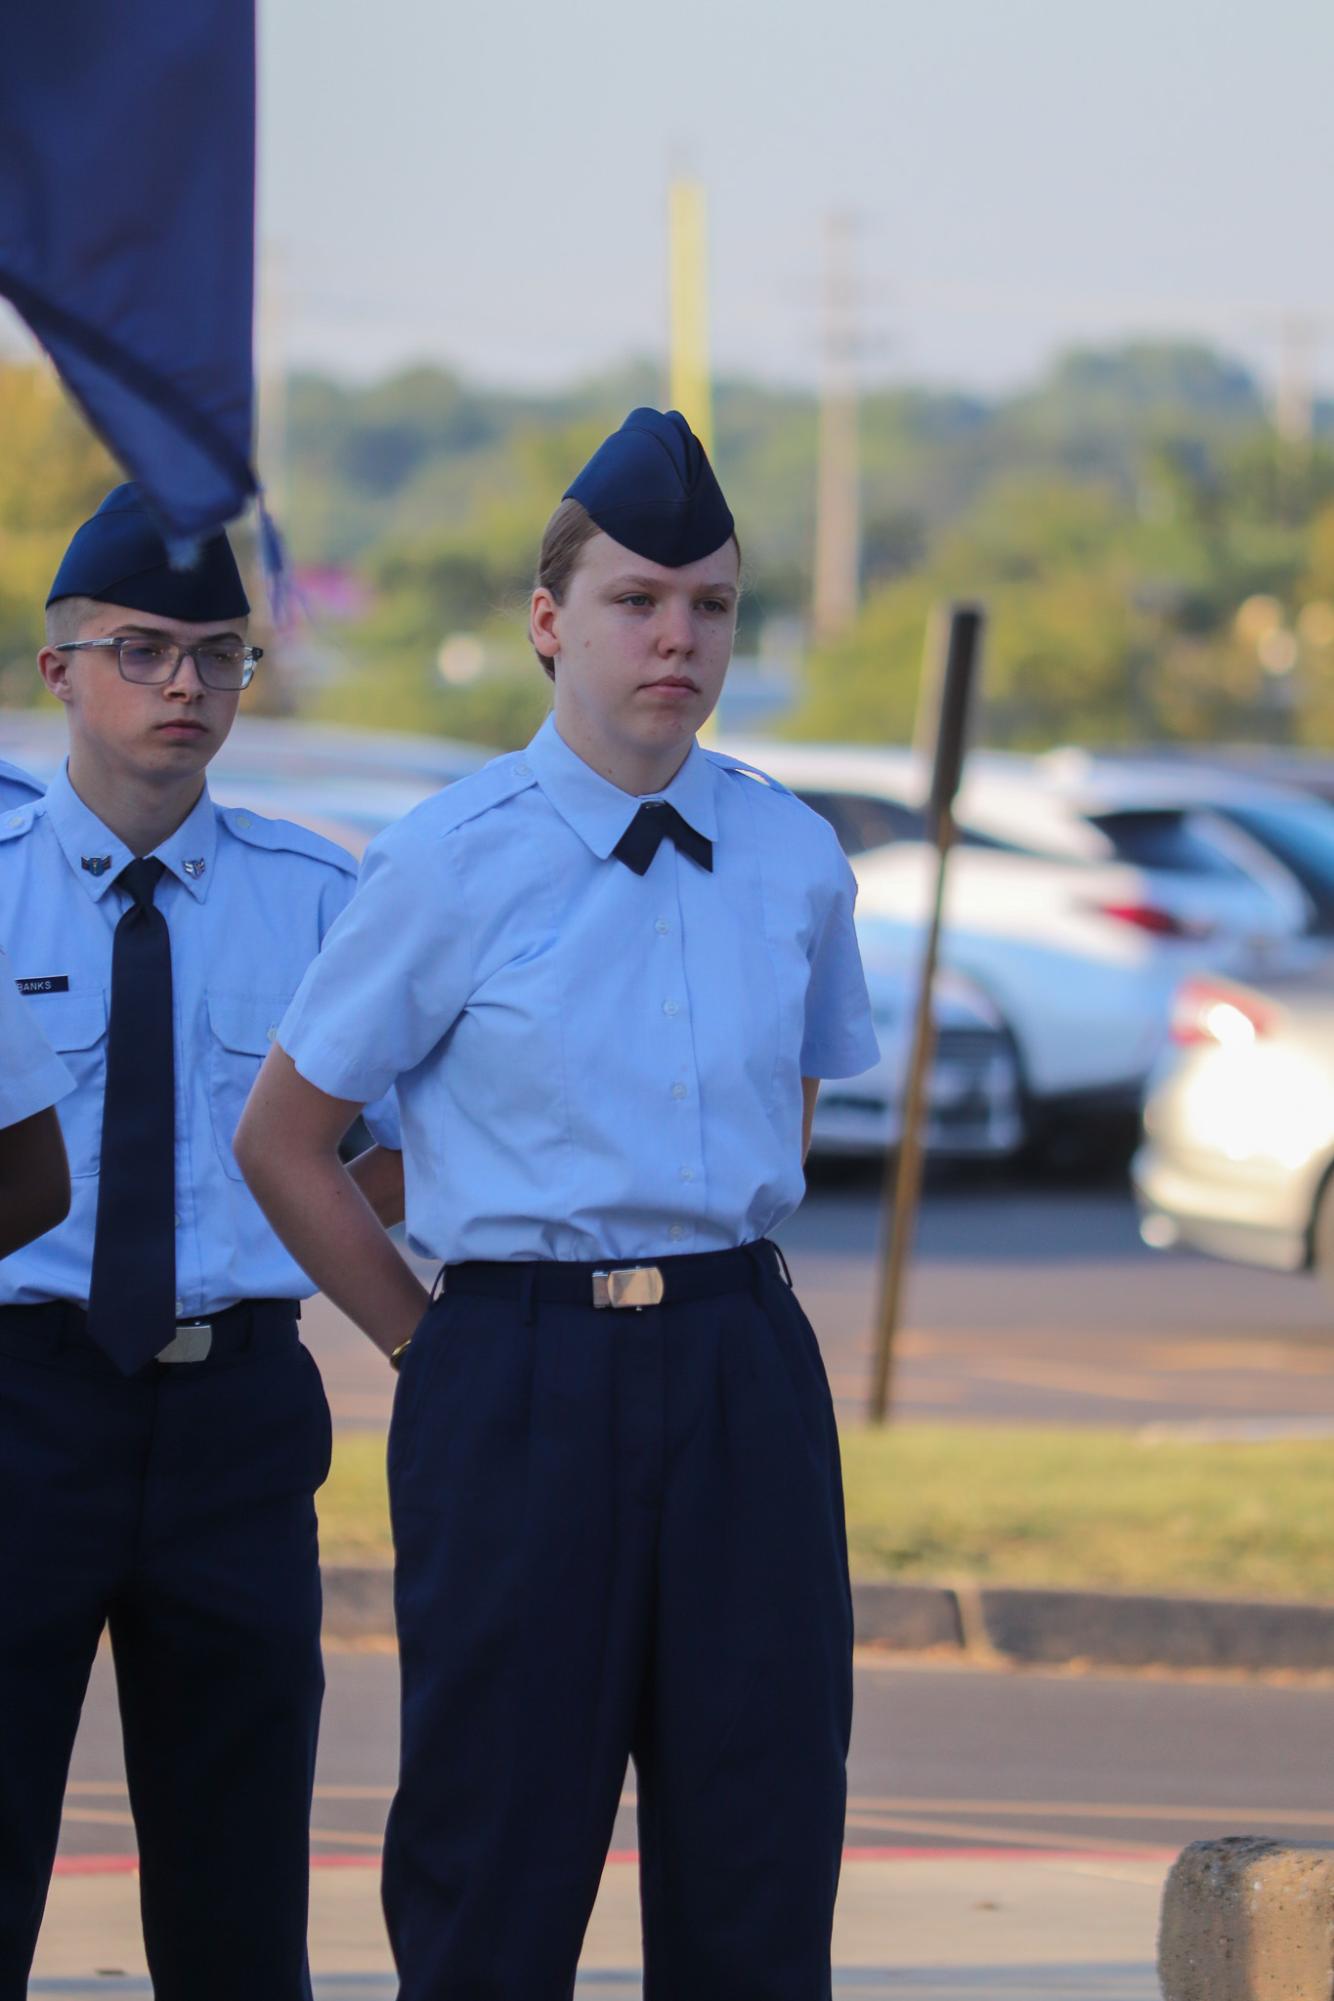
{"left": 1083, "top": 809, "right": 1250, "bottom": 878}
{"left": 1223, "top": 804, "right": 1334, "bottom": 900}
{"left": 796, "top": 787, "right": 1021, "bottom": 858}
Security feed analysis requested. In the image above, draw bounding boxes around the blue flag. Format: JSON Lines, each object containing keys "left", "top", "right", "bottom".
{"left": 0, "top": 3, "right": 259, "bottom": 551}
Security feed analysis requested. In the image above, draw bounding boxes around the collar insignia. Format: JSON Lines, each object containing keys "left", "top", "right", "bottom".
{"left": 183, "top": 858, "right": 206, "bottom": 878}
{"left": 81, "top": 855, "right": 112, "bottom": 877}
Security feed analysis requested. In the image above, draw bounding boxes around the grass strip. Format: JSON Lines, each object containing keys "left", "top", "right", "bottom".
{"left": 320, "top": 1423, "right": 1334, "bottom": 1602}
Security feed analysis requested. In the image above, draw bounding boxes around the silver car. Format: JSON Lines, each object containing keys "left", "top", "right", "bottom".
{"left": 810, "top": 923, "right": 1024, "bottom": 1161}
{"left": 1134, "top": 956, "right": 1334, "bottom": 1282}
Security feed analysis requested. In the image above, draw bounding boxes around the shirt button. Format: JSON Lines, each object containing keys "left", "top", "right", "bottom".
{"left": 655, "top": 918, "right": 670, "bottom": 935}
{"left": 514, "top": 761, "right": 531, "bottom": 777}
{"left": 663, "top": 1000, "right": 680, "bottom": 1017}
{"left": 174, "top": 1297, "right": 185, "bottom": 1316}
{"left": 235, "top": 812, "right": 251, "bottom": 828}
{"left": 669, "top": 1223, "right": 686, "bottom": 1241}
{"left": 671, "top": 1082, "right": 687, "bottom": 1100}
{"left": 174, "top": 1212, "right": 182, "bottom": 1227}
{"left": 266, "top": 1024, "right": 278, "bottom": 1042}
{"left": 679, "top": 1166, "right": 694, "bottom": 1182}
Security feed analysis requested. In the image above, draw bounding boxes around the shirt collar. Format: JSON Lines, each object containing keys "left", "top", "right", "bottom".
{"left": 524, "top": 715, "right": 718, "bottom": 861}
{"left": 43, "top": 761, "right": 217, "bottom": 904}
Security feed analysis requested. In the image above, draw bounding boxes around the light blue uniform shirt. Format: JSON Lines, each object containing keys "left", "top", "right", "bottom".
{"left": 281, "top": 716, "right": 879, "bottom": 1265}
{"left": 0, "top": 942, "right": 73, "bottom": 1129}
{"left": 0, "top": 762, "right": 396, "bottom": 1311}
{"left": 0, "top": 757, "right": 44, "bottom": 814}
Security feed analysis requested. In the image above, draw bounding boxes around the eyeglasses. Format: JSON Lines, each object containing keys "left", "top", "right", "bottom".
{"left": 55, "top": 636, "right": 262, "bottom": 691}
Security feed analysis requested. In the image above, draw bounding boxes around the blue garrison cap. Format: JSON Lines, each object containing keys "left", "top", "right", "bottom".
{"left": 563, "top": 408, "right": 734, "bottom": 568}
{"left": 47, "top": 483, "right": 249, "bottom": 620}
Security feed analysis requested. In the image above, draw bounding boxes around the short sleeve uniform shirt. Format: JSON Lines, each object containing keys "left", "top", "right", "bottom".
{"left": 0, "top": 764, "right": 397, "bottom": 1311}
{"left": 0, "top": 758, "right": 45, "bottom": 816}
{"left": 281, "top": 717, "right": 879, "bottom": 1264}
{"left": 0, "top": 942, "right": 73, "bottom": 1129}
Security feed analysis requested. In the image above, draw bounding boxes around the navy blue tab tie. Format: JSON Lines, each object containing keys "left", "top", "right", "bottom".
{"left": 86, "top": 857, "right": 177, "bottom": 1373}
{"left": 612, "top": 802, "right": 713, "bottom": 876}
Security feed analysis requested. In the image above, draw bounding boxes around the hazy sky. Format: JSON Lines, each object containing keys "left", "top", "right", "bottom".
{"left": 258, "top": 0, "right": 1334, "bottom": 398}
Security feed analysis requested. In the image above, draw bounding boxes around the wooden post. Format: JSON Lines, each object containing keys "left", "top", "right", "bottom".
{"left": 868, "top": 604, "right": 985, "bottom": 1423}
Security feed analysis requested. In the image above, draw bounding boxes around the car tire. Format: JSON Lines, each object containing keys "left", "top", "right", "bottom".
{"left": 1017, "top": 1109, "right": 1141, "bottom": 1185}
{"left": 1310, "top": 1171, "right": 1334, "bottom": 1293}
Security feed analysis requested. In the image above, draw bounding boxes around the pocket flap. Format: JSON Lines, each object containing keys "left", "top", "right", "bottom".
{"left": 207, "top": 993, "right": 288, "bottom": 1057}
{"left": 32, "top": 989, "right": 107, "bottom": 1052}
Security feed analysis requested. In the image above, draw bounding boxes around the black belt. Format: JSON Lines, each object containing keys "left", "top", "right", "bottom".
{"left": 438, "top": 1240, "right": 790, "bottom": 1311}
{"left": 0, "top": 1297, "right": 300, "bottom": 1370}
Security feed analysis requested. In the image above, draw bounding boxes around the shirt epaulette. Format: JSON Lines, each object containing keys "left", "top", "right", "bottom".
{"left": 218, "top": 804, "right": 356, "bottom": 875}
{"left": 0, "top": 804, "right": 39, "bottom": 843}
{"left": 700, "top": 748, "right": 798, "bottom": 800}
{"left": 399, "top": 754, "right": 540, "bottom": 845}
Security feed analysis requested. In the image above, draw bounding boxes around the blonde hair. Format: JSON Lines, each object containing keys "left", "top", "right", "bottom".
{"left": 531, "top": 499, "right": 602, "bottom": 679}
{"left": 44, "top": 596, "right": 100, "bottom": 646}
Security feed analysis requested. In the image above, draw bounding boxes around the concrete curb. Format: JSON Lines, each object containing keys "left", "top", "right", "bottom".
{"left": 322, "top": 1567, "right": 1334, "bottom": 1671}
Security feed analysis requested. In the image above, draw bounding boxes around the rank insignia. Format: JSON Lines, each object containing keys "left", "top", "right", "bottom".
{"left": 81, "top": 855, "right": 112, "bottom": 877}
{"left": 183, "top": 858, "right": 206, "bottom": 878}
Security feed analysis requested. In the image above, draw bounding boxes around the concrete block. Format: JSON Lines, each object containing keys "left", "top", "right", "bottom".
{"left": 1158, "top": 1836, "right": 1334, "bottom": 2000}
{"left": 980, "top": 1587, "right": 1334, "bottom": 1673}
{"left": 322, "top": 1564, "right": 394, "bottom": 1639}
{"left": 851, "top": 1581, "right": 964, "bottom": 1652}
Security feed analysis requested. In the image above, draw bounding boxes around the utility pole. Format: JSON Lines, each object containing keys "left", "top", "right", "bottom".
{"left": 1274, "top": 313, "right": 1315, "bottom": 450}
{"left": 812, "top": 211, "right": 861, "bottom": 645}
{"left": 257, "top": 236, "right": 289, "bottom": 519}
{"left": 667, "top": 178, "right": 713, "bottom": 455}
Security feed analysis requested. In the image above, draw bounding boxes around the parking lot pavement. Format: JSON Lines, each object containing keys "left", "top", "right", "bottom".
{"left": 31, "top": 1852, "right": 1165, "bottom": 1999}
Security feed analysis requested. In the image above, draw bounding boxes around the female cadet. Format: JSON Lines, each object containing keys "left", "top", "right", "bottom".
{"left": 238, "top": 408, "right": 880, "bottom": 2001}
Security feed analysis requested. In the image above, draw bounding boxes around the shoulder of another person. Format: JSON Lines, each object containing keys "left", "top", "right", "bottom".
{"left": 217, "top": 802, "right": 356, "bottom": 877}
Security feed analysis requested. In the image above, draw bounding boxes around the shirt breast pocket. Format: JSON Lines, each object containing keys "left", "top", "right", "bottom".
{"left": 36, "top": 989, "right": 108, "bottom": 1179}
{"left": 207, "top": 992, "right": 289, "bottom": 1181}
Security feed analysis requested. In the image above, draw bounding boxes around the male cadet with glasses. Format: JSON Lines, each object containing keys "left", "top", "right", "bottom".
{"left": 0, "top": 484, "right": 402, "bottom": 2000}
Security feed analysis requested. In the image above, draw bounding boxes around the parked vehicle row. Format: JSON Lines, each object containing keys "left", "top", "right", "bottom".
{"left": 729, "top": 741, "right": 1334, "bottom": 1166}
{"left": 1135, "top": 959, "right": 1334, "bottom": 1293}
{"left": 10, "top": 712, "right": 1334, "bottom": 1178}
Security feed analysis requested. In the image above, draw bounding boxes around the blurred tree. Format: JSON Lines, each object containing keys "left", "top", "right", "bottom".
{"left": 0, "top": 363, "right": 115, "bottom": 702}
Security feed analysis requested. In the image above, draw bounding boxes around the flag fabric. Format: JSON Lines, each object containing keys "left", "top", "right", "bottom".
{"left": 0, "top": 3, "right": 259, "bottom": 552}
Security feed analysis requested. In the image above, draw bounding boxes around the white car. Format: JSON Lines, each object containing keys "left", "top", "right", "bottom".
{"left": 727, "top": 741, "right": 1310, "bottom": 1165}
{"left": 0, "top": 712, "right": 479, "bottom": 858}
{"left": 812, "top": 928, "right": 1023, "bottom": 1160}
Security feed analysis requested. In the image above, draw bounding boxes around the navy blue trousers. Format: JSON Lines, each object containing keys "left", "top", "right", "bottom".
{"left": 384, "top": 1242, "right": 853, "bottom": 2000}
{"left": 0, "top": 1303, "right": 330, "bottom": 2000}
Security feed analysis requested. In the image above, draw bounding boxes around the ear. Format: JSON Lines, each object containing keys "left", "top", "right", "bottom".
{"left": 36, "top": 646, "right": 75, "bottom": 705}
{"left": 529, "top": 587, "right": 561, "bottom": 664}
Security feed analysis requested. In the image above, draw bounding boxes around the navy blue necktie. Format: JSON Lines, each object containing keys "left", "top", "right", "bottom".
{"left": 86, "top": 857, "right": 177, "bottom": 1373}
{"left": 613, "top": 802, "right": 713, "bottom": 876}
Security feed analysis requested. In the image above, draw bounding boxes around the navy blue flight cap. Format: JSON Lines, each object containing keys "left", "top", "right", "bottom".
{"left": 47, "top": 483, "right": 250, "bottom": 620}
{"left": 563, "top": 408, "right": 734, "bottom": 568}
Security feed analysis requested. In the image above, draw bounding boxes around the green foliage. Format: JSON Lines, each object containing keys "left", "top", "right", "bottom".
{"left": 839, "top": 1423, "right": 1334, "bottom": 1600}
{"left": 15, "top": 337, "right": 1334, "bottom": 750}
{"left": 0, "top": 365, "right": 116, "bottom": 704}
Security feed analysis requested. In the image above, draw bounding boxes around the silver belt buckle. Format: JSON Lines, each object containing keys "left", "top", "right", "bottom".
{"left": 592, "top": 1266, "right": 665, "bottom": 1310}
{"left": 157, "top": 1321, "right": 213, "bottom": 1364}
